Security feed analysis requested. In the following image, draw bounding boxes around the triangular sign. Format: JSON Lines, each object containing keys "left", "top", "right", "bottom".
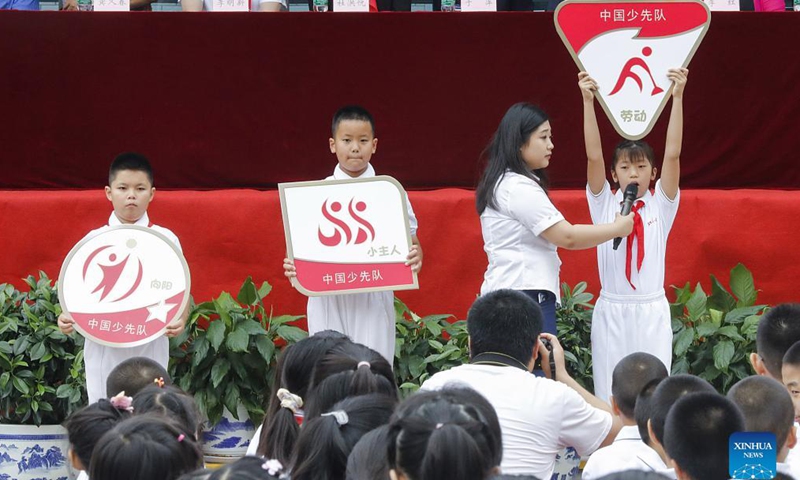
{"left": 555, "top": 0, "right": 711, "bottom": 140}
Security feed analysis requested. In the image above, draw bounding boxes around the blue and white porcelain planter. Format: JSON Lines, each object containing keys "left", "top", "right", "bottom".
{"left": 202, "top": 406, "right": 256, "bottom": 464}
{"left": 0, "top": 425, "right": 75, "bottom": 480}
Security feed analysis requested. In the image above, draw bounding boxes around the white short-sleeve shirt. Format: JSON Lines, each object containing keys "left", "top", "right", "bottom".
{"left": 421, "top": 364, "right": 612, "bottom": 479}
{"left": 587, "top": 179, "right": 679, "bottom": 295}
{"left": 581, "top": 425, "right": 667, "bottom": 479}
{"left": 480, "top": 171, "right": 564, "bottom": 297}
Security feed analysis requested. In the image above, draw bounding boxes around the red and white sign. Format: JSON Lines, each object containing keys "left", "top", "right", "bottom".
{"left": 279, "top": 176, "right": 418, "bottom": 296}
{"left": 555, "top": 0, "right": 711, "bottom": 140}
{"left": 58, "top": 226, "right": 190, "bottom": 348}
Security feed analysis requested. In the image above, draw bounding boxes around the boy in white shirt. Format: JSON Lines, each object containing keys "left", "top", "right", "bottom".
{"left": 284, "top": 106, "right": 422, "bottom": 363}
{"left": 57, "top": 153, "right": 188, "bottom": 404}
{"left": 582, "top": 352, "right": 668, "bottom": 479}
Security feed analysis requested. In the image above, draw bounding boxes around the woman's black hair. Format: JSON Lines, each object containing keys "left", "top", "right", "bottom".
{"left": 207, "top": 456, "right": 285, "bottom": 480}
{"left": 64, "top": 398, "right": 132, "bottom": 470}
{"left": 476, "top": 103, "right": 551, "bottom": 215}
{"left": 133, "top": 385, "right": 202, "bottom": 440}
{"left": 304, "top": 341, "right": 397, "bottom": 420}
{"left": 256, "top": 330, "right": 350, "bottom": 462}
{"left": 345, "top": 424, "right": 391, "bottom": 480}
{"left": 388, "top": 387, "right": 502, "bottom": 480}
{"left": 291, "top": 393, "right": 397, "bottom": 480}
{"left": 89, "top": 414, "right": 203, "bottom": 480}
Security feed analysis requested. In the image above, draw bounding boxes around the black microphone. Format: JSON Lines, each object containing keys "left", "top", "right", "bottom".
{"left": 612, "top": 183, "right": 639, "bottom": 250}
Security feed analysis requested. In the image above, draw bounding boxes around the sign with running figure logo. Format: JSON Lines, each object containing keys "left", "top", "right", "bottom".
{"left": 279, "top": 176, "right": 418, "bottom": 296}
{"left": 554, "top": 0, "right": 711, "bottom": 140}
{"left": 59, "top": 226, "right": 191, "bottom": 348}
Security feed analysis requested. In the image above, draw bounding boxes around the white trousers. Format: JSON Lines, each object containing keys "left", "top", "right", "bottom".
{"left": 591, "top": 290, "right": 672, "bottom": 403}
{"left": 307, "top": 291, "right": 395, "bottom": 364}
{"left": 84, "top": 336, "right": 169, "bottom": 404}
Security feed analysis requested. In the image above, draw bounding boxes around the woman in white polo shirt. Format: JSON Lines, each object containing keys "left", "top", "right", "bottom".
{"left": 475, "top": 102, "right": 633, "bottom": 334}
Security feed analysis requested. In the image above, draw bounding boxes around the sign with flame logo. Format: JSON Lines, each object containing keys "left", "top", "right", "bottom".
{"left": 58, "top": 226, "right": 191, "bottom": 348}
{"left": 279, "top": 176, "right": 418, "bottom": 296}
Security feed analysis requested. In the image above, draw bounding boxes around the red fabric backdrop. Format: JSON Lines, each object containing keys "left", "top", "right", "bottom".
{"left": 1, "top": 12, "right": 799, "bottom": 190}
{"left": 0, "top": 189, "right": 794, "bottom": 320}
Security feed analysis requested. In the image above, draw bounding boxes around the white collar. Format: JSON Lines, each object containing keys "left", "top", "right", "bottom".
{"left": 333, "top": 163, "right": 375, "bottom": 180}
{"left": 108, "top": 211, "right": 150, "bottom": 227}
{"left": 614, "top": 425, "right": 643, "bottom": 442}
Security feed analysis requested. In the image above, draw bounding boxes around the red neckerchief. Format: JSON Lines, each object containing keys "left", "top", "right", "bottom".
{"left": 625, "top": 200, "right": 645, "bottom": 290}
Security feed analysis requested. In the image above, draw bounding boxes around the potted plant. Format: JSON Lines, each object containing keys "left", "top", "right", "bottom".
{"left": 168, "top": 277, "right": 307, "bottom": 462}
{"left": 0, "top": 273, "right": 86, "bottom": 480}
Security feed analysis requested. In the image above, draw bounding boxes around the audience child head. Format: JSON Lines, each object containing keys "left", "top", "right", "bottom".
{"left": 476, "top": 102, "right": 551, "bottom": 214}
{"left": 465, "top": 289, "right": 542, "bottom": 370}
{"left": 133, "top": 385, "right": 202, "bottom": 440}
{"left": 633, "top": 378, "right": 663, "bottom": 447}
{"left": 304, "top": 341, "right": 397, "bottom": 419}
{"left": 752, "top": 303, "right": 800, "bottom": 380}
{"left": 727, "top": 375, "right": 796, "bottom": 462}
{"left": 206, "top": 456, "right": 286, "bottom": 480}
{"left": 782, "top": 340, "right": 800, "bottom": 421}
{"left": 595, "top": 472, "right": 670, "bottom": 480}
{"left": 90, "top": 414, "right": 203, "bottom": 480}
{"left": 329, "top": 105, "right": 378, "bottom": 178}
{"left": 611, "top": 352, "right": 669, "bottom": 424}
{"left": 646, "top": 374, "right": 716, "bottom": 462}
{"left": 663, "top": 392, "right": 744, "bottom": 480}
{"left": 106, "top": 356, "right": 171, "bottom": 398}
{"left": 346, "top": 425, "right": 392, "bottom": 480}
{"left": 257, "top": 330, "right": 350, "bottom": 462}
{"left": 388, "top": 387, "right": 502, "bottom": 480}
{"left": 106, "top": 152, "right": 156, "bottom": 224}
{"left": 64, "top": 395, "right": 133, "bottom": 472}
{"left": 291, "top": 393, "right": 396, "bottom": 480}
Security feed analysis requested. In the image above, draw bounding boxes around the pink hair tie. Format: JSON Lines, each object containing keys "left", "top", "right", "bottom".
{"left": 109, "top": 391, "right": 134, "bottom": 413}
{"left": 177, "top": 434, "right": 185, "bottom": 442}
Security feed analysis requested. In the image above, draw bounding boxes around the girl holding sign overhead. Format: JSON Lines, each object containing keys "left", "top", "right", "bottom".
{"left": 475, "top": 103, "right": 633, "bottom": 336}
{"left": 579, "top": 68, "right": 688, "bottom": 402}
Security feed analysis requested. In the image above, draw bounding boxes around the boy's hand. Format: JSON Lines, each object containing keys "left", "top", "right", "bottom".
{"left": 538, "top": 333, "right": 568, "bottom": 380}
{"left": 578, "top": 71, "right": 599, "bottom": 103}
{"left": 405, "top": 245, "right": 423, "bottom": 273}
{"left": 165, "top": 311, "right": 187, "bottom": 338}
{"left": 284, "top": 258, "right": 297, "bottom": 281}
{"left": 57, "top": 313, "right": 75, "bottom": 334}
{"left": 668, "top": 67, "right": 689, "bottom": 99}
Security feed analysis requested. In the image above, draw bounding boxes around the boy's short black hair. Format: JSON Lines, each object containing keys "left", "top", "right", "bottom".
{"left": 106, "top": 356, "right": 170, "bottom": 398}
{"left": 727, "top": 376, "right": 794, "bottom": 450}
{"left": 664, "top": 392, "right": 744, "bottom": 480}
{"left": 611, "top": 352, "right": 669, "bottom": 419}
{"left": 467, "top": 289, "right": 542, "bottom": 367}
{"left": 109, "top": 152, "right": 154, "bottom": 186}
{"left": 757, "top": 304, "right": 800, "bottom": 379}
{"left": 783, "top": 341, "right": 800, "bottom": 369}
{"left": 331, "top": 105, "right": 376, "bottom": 137}
{"left": 649, "top": 374, "right": 716, "bottom": 446}
{"left": 633, "top": 378, "right": 663, "bottom": 447}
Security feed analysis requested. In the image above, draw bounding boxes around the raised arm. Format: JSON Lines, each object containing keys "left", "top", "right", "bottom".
{"left": 580, "top": 72, "right": 607, "bottom": 195}
{"left": 660, "top": 68, "right": 688, "bottom": 201}
{"left": 540, "top": 214, "right": 633, "bottom": 251}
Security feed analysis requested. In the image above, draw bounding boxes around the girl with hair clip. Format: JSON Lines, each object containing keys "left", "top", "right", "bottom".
{"left": 206, "top": 456, "right": 287, "bottom": 480}
{"left": 89, "top": 414, "right": 203, "bottom": 480}
{"left": 387, "top": 388, "right": 503, "bottom": 480}
{"left": 291, "top": 393, "right": 397, "bottom": 480}
{"left": 133, "top": 384, "right": 203, "bottom": 441}
{"left": 304, "top": 341, "right": 397, "bottom": 419}
{"left": 475, "top": 103, "right": 634, "bottom": 336}
{"left": 65, "top": 393, "right": 134, "bottom": 480}
{"left": 250, "top": 330, "right": 350, "bottom": 460}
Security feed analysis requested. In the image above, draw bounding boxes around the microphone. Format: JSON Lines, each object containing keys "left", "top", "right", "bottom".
{"left": 612, "top": 183, "right": 639, "bottom": 250}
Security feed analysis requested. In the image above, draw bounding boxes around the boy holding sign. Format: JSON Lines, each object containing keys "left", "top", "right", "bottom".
{"left": 580, "top": 68, "right": 688, "bottom": 402}
{"left": 283, "top": 106, "right": 423, "bottom": 363}
{"left": 58, "top": 153, "right": 188, "bottom": 403}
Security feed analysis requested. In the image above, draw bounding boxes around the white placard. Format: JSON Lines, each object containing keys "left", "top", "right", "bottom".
{"left": 333, "top": 0, "right": 369, "bottom": 11}
{"left": 701, "top": 0, "right": 739, "bottom": 11}
{"left": 213, "top": 0, "right": 249, "bottom": 11}
{"left": 93, "top": 0, "right": 130, "bottom": 11}
{"left": 461, "top": 0, "right": 497, "bottom": 11}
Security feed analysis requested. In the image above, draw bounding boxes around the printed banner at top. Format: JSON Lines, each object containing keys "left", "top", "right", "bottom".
{"left": 555, "top": 0, "right": 711, "bottom": 140}
{"left": 58, "top": 226, "right": 191, "bottom": 348}
{"left": 279, "top": 176, "right": 418, "bottom": 297}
